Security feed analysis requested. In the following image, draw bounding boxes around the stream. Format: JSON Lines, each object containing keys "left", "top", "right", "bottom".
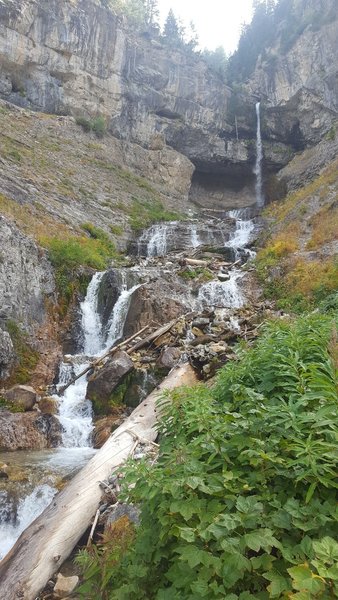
{"left": 0, "top": 206, "right": 257, "bottom": 561}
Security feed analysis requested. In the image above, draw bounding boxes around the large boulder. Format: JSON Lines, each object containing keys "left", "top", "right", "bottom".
{"left": 92, "top": 413, "right": 125, "bottom": 448}
{"left": 86, "top": 351, "right": 134, "bottom": 415}
{"left": 0, "top": 412, "right": 62, "bottom": 451}
{"left": 4, "top": 385, "right": 38, "bottom": 411}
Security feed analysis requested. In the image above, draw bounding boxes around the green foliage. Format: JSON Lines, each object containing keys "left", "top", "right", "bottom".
{"left": 4, "top": 320, "right": 40, "bottom": 385}
{"left": 77, "top": 313, "right": 338, "bottom": 599}
{"left": 42, "top": 234, "right": 119, "bottom": 311}
{"left": 110, "top": 224, "right": 123, "bottom": 236}
{"left": 179, "top": 267, "right": 214, "bottom": 282}
{"left": 76, "top": 116, "right": 92, "bottom": 132}
{"left": 129, "top": 197, "right": 181, "bottom": 232}
{"left": 92, "top": 116, "right": 106, "bottom": 138}
{"left": 76, "top": 115, "right": 106, "bottom": 137}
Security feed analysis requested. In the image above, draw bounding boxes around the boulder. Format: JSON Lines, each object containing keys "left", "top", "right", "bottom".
{"left": 86, "top": 351, "right": 134, "bottom": 415}
{"left": 104, "top": 503, "right": 140, "bottom": 532}
{"left": 0, "top": 412, "right": 62, "bottom": 451}
{"left": 157, "top": 347, "right": 181, "bottom": 369}
{"left": 53, "top": 574, "right": 79, "bottom": 599}
{"left": 92, "top": 414, "right": 125, "bottom": 448}
{"left": 38, "top": 396, "right": 58, "bottom": 415}
{"left": 4, "top": 385, "right": 38, "bottom": 411}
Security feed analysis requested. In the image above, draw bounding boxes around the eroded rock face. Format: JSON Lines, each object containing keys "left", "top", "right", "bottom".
{"left": 0, "top": 328, "right": 15, "bottom": 379}
{"left": 0, "top": 216, "right": 55, "bottom": 333}
{"left": 0, "top": 412, "right": 62, "bottom": 451}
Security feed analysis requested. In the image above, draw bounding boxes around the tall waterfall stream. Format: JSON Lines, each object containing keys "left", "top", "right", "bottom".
{"left": 0, "top": 207, "right": 257, "bottom": 561}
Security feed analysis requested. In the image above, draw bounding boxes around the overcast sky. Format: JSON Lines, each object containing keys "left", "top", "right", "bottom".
{"left": 158, "top": 0, "right": 253, "bottom": 54}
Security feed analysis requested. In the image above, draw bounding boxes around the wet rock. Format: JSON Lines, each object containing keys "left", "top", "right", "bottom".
{"left": 93, "top": 414, "right": 124, "bottom": 448}
{"left": 86, "top": 351, "right": 134, "bottom": 415}
{"left": 4, "top": 385, "right": 38, "bottom": 412}
{"left": 192, "top": 317, "right": 210, "bottom": 328}
{"left": 157, "top": 347, "right": 181, "bottom": 369}
{"left": 217, "top": 272, "right": 230, "bottom": 282}
{"left": 0, "top": 412, "right": 62, "bottom": 450}
{"left": 53, "top": 573, "right": 79, "bottom": 599}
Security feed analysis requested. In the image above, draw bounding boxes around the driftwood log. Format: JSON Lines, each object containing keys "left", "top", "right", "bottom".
{"left": 0, "top": 364, "right": 197, "bottom": 600}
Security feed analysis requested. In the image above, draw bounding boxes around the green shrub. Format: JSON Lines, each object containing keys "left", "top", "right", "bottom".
{"left": 76, "top": 116, "right": 92, "bottom": 132}
{"left": 129, "top": 197, "right": 181, "bottom": 232}
{"left": 92, "top": 116, "right": 106, "bottom": 138}
{"left": 109, "top": 224, "right": 123, "bottom": 236}
{"left": 77, "top": 313, "right": 338, "bottom": 599}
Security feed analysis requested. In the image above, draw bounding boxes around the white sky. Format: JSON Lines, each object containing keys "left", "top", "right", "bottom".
{"left": 158, "top": 0, "right": 253, "bottom": 54}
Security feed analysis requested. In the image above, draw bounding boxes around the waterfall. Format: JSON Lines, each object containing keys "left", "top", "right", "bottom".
{"left": 138, "top": 223, "right": 169, "bottom": 257}
{"left": 190, "top": 223, "right": 200, "bottom": 248}
{"left": 228, "top": 209, "right": 255, "bottom": 259}
{"left": 198, "top": 270, "right": 244, "bottom": 309}
{"left": 0, "top": 484, "right": 56, "bottom": 561}
{"left": 254, "top": 102, "right": 264, "bottom": 207}
{"left": 81, "top": 271, "right": 105, "bottom": 356}
{"left": 104, "top": 273, "right": 141, "bottom": 349}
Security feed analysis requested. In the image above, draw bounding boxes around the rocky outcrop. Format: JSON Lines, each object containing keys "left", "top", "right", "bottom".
{"left": 3, "top": 385, "right": 38, "bottom": 411}
{"left": 86, "top": 351, "right": 134, "bottom": 414}
{"left": 0, "top": 328, "right": 15, "bottom": 379}
{"left": 248, "top": 0, "right": 338, "bottom": 147}
{"left": 0, "top": 411, "right": 62, "bottom": 450}
{"left": 0, "top": 0, "right": 294, "bottom": 208}
{"left": 0, "top": 216, "right": 55, "bottom": 333}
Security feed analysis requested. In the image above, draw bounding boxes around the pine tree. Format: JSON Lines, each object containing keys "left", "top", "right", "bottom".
{"left": 163, "top": 9, "right": 180, "bottom": 45}
{"left": 144, "top": 0, "right": 159, "bottom": 25}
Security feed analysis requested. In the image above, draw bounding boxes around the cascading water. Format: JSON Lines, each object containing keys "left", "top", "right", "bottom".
{"left": 0, "top": 269, "right": 139, "bottom": 560}
{"left": 138, "top": 223, "right": 168, "bottom": 257}
{"left": 189, "top": 223, "right": 200, "bottom": 248}
{"left": 228, "top": 209, "right": 255, "bottom": 260}
{"left": 254, "top": 101, "right": 264, "bottom": 207}
{"left": 104, "top": 273, "right": 141, "bottom": 350}
{"left": 198, "top": 270, "right": 245, "bottom": 309}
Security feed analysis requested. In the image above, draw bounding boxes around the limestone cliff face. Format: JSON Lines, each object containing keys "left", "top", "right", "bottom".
{"left": 0, "top": 0, "right": 292, "bottom": 193}
{"left": 248, "top": 0, "right": 338, "bottom": 147}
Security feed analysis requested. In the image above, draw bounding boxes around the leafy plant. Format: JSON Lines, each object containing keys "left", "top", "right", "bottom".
{"left": 77, "top": 313, "right": 338, "bottom": 599}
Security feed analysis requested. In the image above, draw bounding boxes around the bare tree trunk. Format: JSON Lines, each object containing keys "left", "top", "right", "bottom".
{"left": 0, "top": 364, "right": 196, "bottom": 600}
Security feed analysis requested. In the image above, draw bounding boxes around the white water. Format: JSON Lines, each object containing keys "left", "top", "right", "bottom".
{"left": 104, "top": 274, "right": 141, "bottom": 350}
{"left": 254, "top": 101, "right": 264, "bottom": 207}
{"left": 228, "top": 209, "right": 255, "bottom": 260}
{"left": 198, "top": 270, "right": 244, "bottom": 309}
{"left": 190, "top": 223, "right": 200, "bottom": 248}
{"left": 81, "top": 271, "right": 105, "bottom": 356}
{"left": 138, "top": 223, "right": 169, "bottom": 257}
{"left": 0, "top": 269, "right": 139, "bottom": 560}
{"left": 0, "top": 484, "right": 56, "bottom": 561}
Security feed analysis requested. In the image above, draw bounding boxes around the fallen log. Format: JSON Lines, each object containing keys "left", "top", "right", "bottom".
{"left": 180, "top": 257, "right": 209, "bottom": 267}
{"left": 0, "top": 363, "right": 197, "bottom": 600}
{"left": 60, "top": 325, "right": 149, "bottom": 393}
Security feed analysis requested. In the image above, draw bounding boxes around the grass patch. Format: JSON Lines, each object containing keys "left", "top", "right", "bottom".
{"left": 129, "top": 197, "right": 181, "bottom": 232}
{"left": 76, "top": 115, "right": 107, "bottom": 138}
{"left": 110, "top": 224, "right": 124, "bottom": 236}
{"left": 4, "top": 320, "right": 40, "bottom": 385}
{"left": 41, "top": 234, "right": 121, "bottom": 312}
{"left": 179, "top": 267, "right": 214, "bottom": 282}
{"left": 306, "top": 203, "right": 338, "bottom": 249}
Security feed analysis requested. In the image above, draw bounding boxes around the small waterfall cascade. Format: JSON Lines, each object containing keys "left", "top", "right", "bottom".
{"left": 138, "top": 223, "right": 169, "bottom": 257}
{"left": 0, "top": 484, "right": 56, "bottom": 561}
{"left": 104, "top": 272, "right": 141, "bottom": 350}
{"left": 254, "top": 101, "right": 264, "bottom": 207}
{"left": 81, "top": 271, "right": 105, "bottom": 356}
{"left": 198, "top": 270, "right": 244, "bottom": 309}
{"left": 189, "top": 223, "right": 200, "bottom": 248}
{"left": 228, "top": 209, "right": 255, "bottom": 258}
